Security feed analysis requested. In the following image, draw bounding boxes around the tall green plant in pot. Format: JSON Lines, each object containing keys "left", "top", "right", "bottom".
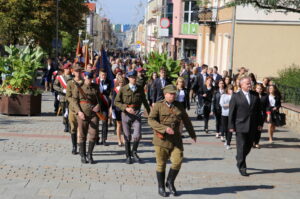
{"left": 144, "top": 52, "right": 180, "bottom": 82}
{"left": 0, "top": 45, "right": 45, "bottom": 96}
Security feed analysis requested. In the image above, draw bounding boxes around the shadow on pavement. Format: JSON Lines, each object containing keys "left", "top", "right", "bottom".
{"left": 261, "top": 143, "right": 300, "bottom": 149}
{"left": 179, "top": 185, "right": 274, "bottom": 195}
{"left": 248, "top": 167, "right": 300, "bottom": 175}
{"left": 0, "top": 139, "right": 9, "bottom": 142}
{"left": 183, "top": 157, "right": 223, "bottom": 162}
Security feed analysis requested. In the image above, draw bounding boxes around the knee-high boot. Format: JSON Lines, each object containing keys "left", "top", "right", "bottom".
{"left": 166, "top": 169, "right": 179, "bottom": 196}
{"left": 71, "top": 133, "right": 77, "bottom": 155}
{"left": 132, "top": 141, "right": 142, "bottom": 163}
{"left": 78, "top": 142, "right": 87, "bottom": 164}
{"left": 87, "top": 141, "right": 95, "bottom": 164}
{"left": 156, "top": 171, "right": 168, "bottom": 197}
{"left": 125, "top": 141, "right": 132, "bottom": 164}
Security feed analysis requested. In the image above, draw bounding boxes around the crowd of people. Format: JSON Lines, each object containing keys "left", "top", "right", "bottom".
{"left": 42, "top": 52, "right": 282, "bottom": 196}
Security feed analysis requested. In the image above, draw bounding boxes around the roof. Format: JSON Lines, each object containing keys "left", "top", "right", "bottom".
{"left": 85, "top": 3, "right": 96, "bottom": 12}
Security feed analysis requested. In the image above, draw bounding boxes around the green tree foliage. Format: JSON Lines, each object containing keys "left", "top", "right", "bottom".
{"left": 144, "top": 52, "right": 181, "bottom": 82}
{"left": 0, "top": 0, "right": 89, "bottom": 52}
{"left": 276, "top": 64, "right": 300, "bottom": 87}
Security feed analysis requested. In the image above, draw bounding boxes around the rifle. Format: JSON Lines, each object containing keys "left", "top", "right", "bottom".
{"left": 75, "top": 82, "right": 107, "bottom": 121}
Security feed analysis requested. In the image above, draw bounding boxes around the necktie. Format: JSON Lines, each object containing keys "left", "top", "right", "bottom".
{"left": 245, "top": 93, "right": 250, "bottom": 105}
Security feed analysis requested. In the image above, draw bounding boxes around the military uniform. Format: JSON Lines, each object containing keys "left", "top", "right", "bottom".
{"left": 148, "top": 84, "right": 196, "bottom": 197}
{"left": 114, "top": 70, "right": 150, "bottom": 164}
{"left": 72, "top": 71, "right": 101, "bottom": 164}
{"left": 66, "top": 67, "right": 83, "bottom": 155}
{"left": 53, "top": 65, "right": 72, "bottom": 132}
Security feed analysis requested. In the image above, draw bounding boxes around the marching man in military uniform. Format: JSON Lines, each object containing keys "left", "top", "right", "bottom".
{"left": 53, "top": 63, "right": 73, "bottom": 132}
{"left": 66, "top": 63, "right": 84, "bottom": 155}
{"left": 72, "top": 70, "right": 102, "bottom": 164}
{"left": 114, "top": 70, "right": 151, "bottom": 164}
{"left": 148, "top": 84, "right": 197, "bottom": 197}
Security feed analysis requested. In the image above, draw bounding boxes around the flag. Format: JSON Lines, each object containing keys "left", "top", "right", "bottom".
{"left": 97, "top": 48, "right": 114, "bottom": 88}
{"left": 83, "top": 45, "right": 89, "bottom": 69}
{"left": 74, "top": 37, "right": 82, "bottom": 63}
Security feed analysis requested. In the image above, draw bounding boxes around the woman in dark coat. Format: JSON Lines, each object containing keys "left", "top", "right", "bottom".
{"left": 253, "top": 83, "right": 269, "bottom": 148}
{"left": 146, "top": 72, "right": 158, "bottom": 106}
{"left": 213, "top": 79, "right": 225, "bottom": 139}
{"left": 202, "top": 76, "right": 214, "bottom": 133}
{"left": 266, "top": 85, "right": 281, "bottom": 143}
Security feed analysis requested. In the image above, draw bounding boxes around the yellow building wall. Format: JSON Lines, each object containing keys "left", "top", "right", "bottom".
{"left": 233, "top": 24, "right": 300, "bottom": 80}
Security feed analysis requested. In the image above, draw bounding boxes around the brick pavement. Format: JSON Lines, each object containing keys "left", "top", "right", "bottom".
{"left": 0, "top": 92, "right": 300, "bottom": 199}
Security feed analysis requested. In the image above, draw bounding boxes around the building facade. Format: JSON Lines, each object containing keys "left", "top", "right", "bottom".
{"left": 197, "top": 1, "right": 300, "bottom": 79}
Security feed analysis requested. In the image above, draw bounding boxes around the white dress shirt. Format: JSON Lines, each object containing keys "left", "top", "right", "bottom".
{"left": 242, "top": 90, "right": 250, "bottom": 105}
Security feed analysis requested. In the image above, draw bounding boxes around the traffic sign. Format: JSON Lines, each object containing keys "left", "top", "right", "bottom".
{"left": 160, "top": 18, "right": 170, "bottom": 29}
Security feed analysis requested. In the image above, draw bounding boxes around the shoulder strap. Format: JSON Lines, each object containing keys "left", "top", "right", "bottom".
{"left": 74, "top": 82, "right": 88, "bottom": 100}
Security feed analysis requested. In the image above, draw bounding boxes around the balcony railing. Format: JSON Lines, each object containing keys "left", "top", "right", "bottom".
{"left": 198, "top": 7, "right": 218, "bottom": 24}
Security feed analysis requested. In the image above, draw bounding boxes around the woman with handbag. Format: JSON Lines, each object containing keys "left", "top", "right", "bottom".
{"left": 266, "top": 85, "right": 281, "bottom": 143}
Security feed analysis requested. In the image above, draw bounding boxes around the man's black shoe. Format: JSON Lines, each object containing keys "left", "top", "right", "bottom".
{"left": 239, "top": 169, "right": 249, "bottom": 176}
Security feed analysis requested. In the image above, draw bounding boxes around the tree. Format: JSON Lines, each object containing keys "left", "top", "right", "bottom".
{"left": 0, "top": 0, "right": 89, "bottom": 53}
{"left": 228, "top": 0, "right": 300, "bottom": 13}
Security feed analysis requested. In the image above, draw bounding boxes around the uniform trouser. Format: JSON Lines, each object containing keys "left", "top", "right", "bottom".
{"left": 236, "top": 132, "right": 254, "bottom": 169}
{"left": 61, "top": 102, "right": 68, "bottom": 125}
{"left": 54, "top": 92, "right": 59, "bottom": 112}
{"left": 121, "top": 112, "right": 141, "bottom": 142}
{"left": 68, "top": 111, "right": 77, "bottom": 135}
{"left": 155, "top": 146, "right": 183, "bottom": 172}
{"left": 101, "top": 110, "right": 109, "bottom": 141}
{"left": 214, "top": 111, "right": 222, "bottom": 133}
{"left": 77, "top": 115, "right": 99, "bottom": 143}
{"left": 203, "top": 105, "right": 211, "bottom": 129}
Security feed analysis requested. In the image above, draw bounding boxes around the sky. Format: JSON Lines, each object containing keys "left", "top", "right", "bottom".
{"left": 96, "top": 0, "right": 147, "bottom": 25}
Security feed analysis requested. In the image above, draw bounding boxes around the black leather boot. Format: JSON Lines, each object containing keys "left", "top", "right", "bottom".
{"left": 87, "top": 141, "right": 95, "bottom": 164}
{"left": 166, "top": 169, "right": 179, "bottom": 196}
{"left": 64, "top": 122, "right": 69, "bottom": 132}
{"left": 156, "top": 171, "right": 168, "bottom": 197}
{"left": 78, "top": 142, "right": 87, "bottom": 164}
{"left": 132, "top": 141, "right": 142, "bottom": 163}
{"left": 101, "top": 121, "right": 109, "bottom": 146}
{"left": 71, "top": 133, "right": 77, "bottom": 155}
{"left": 125, "top": 141, "right": 132, "bottom": 164}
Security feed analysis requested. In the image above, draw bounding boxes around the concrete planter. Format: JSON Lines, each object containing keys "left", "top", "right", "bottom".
{"left": 0, "top": 94, "right": 41, "bottom": 116}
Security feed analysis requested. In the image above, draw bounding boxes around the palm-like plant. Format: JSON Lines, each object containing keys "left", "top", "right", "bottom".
{"left": 0, "top": 45, "right": 45, "bottom": 96}
{"left": 144, "top": 52, "right": 180, "bottom": 82}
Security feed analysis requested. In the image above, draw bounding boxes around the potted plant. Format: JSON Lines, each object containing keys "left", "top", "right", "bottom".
{"left": 0, "top": 45, "right": 44, "bottom": 116}
{"left": 145, "top": 52, "right": 180, "bottom": 83}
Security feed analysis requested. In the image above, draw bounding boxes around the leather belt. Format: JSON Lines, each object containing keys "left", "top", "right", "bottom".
{"left": 127, "top": 104, "right": 140, "bottom": 108}
{"left": 80, "top": 100, "right": 96, "bottom": 105}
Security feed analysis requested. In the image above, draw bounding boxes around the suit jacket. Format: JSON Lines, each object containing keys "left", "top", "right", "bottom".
{"left": 212, "top": 89, "right": 224, "bottom": 114}
{"left": 213, "top": 73, "right": 222, "bottom": 84}
{"left": 228, "top": 90, "right": 262, "bottom": 133}
{"left": 180, "top": 69, "right": 191, "bottom": 90}
{"left": 267, "top": 94, "right": 281, "bottom": 111}
{"left": 192, "top": 73, "right": 207, "bottom": 95}
{"left": 152, "top": 78, "right": 171, "bottom": 103}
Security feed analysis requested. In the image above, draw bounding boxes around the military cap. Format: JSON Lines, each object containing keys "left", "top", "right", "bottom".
{"left": 84, "top": 70, "right": 94, "bottom": 79}
{"left": 136, "top": 67, "right": 145, "bottom": 72}
{"left": 63, "top": 63, "right": 72, "bottom": 69}
{"left": 163, "top": 84, "right": 177, "bottom": 94}
{"left": 127, "top": 70, "right": 137, "bottom": 77}
{"left": 72, "top": 64, "right": 82, "bottom": 71}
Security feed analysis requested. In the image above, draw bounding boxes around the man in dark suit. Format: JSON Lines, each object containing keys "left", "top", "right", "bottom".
{"left": 152, "top": 67, "right": 171, "bottom": 103}
{"left": 180, "top": 63, "right": 191, "bottom": 91}
{"left": 192, "top": 64, "right": 208, "bottom": 119}
{"left": 97, "top": 69, "right": 112, "bottom": 146}
{"left": 229, "top": 77, "right": 262, "bottom": 176}
{"left": 212, "top": 66, "right": 222, "bottom": 86}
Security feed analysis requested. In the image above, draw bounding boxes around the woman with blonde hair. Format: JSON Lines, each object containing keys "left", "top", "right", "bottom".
{"left": 176, "top": 77, "right": 190, "bottom": 137}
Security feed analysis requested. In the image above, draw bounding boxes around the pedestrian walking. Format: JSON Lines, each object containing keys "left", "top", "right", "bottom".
{"left": 66, "top": 63, "right": 84, "bottom": 155}
{"left": 202, "top": 76, "right": 214, "bottom": 133}
{"left": 266, "top": 85, "right": 281, "bottom": 143}
{"left": 146, "top": 72, "right": 158, "bottom": 106}
{"left": 114, "top": 70, "right": 151, "bottom": 164}
{"left": 53, "top": 63, "right": 73, "bottom": 132}
{"left": 152, "top": 67, "right": 171, "bottom": 103}
{"left": 253, "top": 83, "right": 269, "bottom": 148}
{"left": 229, "top": 77, "right": 262, "bottom": 176}
{"left": 194, "top": 64, "right": 208, "bottom": 120}
{"left": 148, "top": 84, "right": 197, "bottom": 197}
{"left": 213, "top": 79, "right": 225, "bottom": 139}
{"left": 219, "top": 84, "right": 234, "bottom": 149}
{"left": 73, "top": 70, "right": 102, "bottom": 164}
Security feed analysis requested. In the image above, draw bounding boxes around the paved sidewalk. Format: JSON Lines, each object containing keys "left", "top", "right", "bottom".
{"left": 0, "top": 92, "right": 299, "bottom": 199}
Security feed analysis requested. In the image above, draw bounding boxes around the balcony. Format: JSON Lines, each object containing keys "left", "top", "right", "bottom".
{"left": 198, "top": 7, "right": 218, "bottom": 25}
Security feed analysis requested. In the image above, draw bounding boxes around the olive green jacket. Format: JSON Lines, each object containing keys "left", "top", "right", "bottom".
{"left": 148, "top": 100, "right": 196, "bottom": 150}
{"left": 114, "top": 84, "right": 150, "bottom": 114}
{"left": 66, "top": 79, "right": 83, "bottom": 113}
{"left": 53, "top": 74, "right": 72, "bottom": 102}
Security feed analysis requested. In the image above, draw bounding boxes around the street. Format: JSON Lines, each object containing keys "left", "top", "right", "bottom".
{"left": 0, "top": 92, "right": 300, "bottom": 199}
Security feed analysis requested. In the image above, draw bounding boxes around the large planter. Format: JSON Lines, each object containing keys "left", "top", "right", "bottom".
{"left": 0, "top": 94, "right": 41, "bottom": 116}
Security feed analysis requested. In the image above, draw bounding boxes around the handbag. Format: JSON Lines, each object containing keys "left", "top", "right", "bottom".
{"left": 274, "top": 111, "right": 286, "bottom": 127}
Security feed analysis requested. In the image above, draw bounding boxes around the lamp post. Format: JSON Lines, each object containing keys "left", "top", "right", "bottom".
{"left": 55, "top": 0, "right": 60, "bottom": 58}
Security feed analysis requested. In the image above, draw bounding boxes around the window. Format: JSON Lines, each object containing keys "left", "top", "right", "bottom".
{"left": 183, "top": 0, "right": 198, "bottom": 23}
